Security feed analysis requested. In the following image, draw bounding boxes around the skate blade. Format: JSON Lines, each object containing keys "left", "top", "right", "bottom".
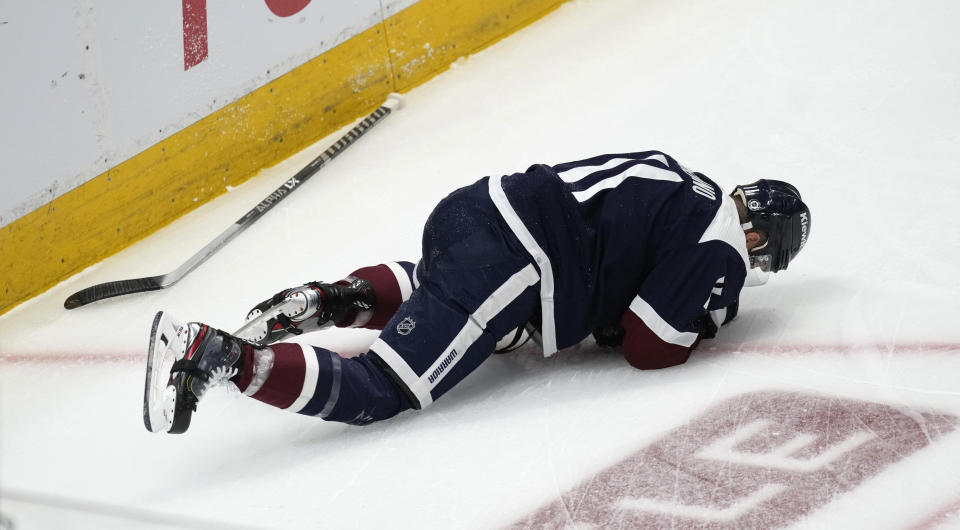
{"left": 143, "top": 311, "right": 185, "bottom": 433}
{"left": 236, "top": 307, "right": 270, "bottom": 343}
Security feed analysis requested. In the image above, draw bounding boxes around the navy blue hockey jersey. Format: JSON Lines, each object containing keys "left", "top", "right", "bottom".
{"left": 487, "top": 150, "right": 749, "bottom": 366}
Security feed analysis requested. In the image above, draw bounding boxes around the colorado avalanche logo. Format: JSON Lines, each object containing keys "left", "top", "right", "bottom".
{"left": 396, "top": 317, "right": 416, "bottom": 336}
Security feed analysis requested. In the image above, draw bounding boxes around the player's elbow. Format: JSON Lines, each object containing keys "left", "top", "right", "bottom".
{"left": 618, "top": 310, "right": 698, "bottom": 370}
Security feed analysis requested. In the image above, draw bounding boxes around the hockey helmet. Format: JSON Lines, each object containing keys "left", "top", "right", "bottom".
{"left": 733, "top": 179, "right": 811, "bottom": 273}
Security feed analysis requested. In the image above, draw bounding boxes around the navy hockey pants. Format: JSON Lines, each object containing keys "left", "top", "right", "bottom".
{"left": 314, "top": 177, "right": 541, "bottom": 423}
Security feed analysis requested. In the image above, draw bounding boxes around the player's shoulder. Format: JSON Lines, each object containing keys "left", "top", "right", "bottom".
{"left": 549, "top": 150, "right": 674, "bottom": 172}
{"left": 664, "top": 193, "right": 750, "bottom": 276}
{"left": 550, "top": 150, "right": 720, "bottom": 192}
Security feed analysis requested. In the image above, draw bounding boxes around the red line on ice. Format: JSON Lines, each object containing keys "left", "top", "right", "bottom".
{"left": 1, "top": 341, "right": 958, "bottom": 365}
{"left": 703, "top": 341, "right": 960, "bottom": 355}
{"left": 907, "top": 495, "right": 960, "bottom": 530}
{"left": 0, "top": 352, "right": 143, "bottom": 364}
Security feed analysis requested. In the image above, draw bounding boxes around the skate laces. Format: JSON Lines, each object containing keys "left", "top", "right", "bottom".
{"left": 208, "top": 365, "right": 239, "bottom": 385}
{"left": 174, "top": 328, "right": 243, "bottom": 399}
{"left": 203, "top": 333, "right": 242, "bottom": 388}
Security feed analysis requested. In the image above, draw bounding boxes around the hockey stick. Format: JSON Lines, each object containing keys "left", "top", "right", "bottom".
{"left": 64, "top": 93, "right": 406, "bottom": 309}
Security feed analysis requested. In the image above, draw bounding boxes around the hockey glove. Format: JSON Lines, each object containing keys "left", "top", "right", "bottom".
{"left": 593, "top": 324, "right": 626, "bottom": 348}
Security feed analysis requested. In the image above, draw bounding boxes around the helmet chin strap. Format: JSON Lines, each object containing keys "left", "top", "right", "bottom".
{"left": 749, "top": 237, "right": 769, "bottom": 251}
{"left": 742, "top": 221, "right": 769, "bottom": 251}
{"left": 735, "top": 185, "right": 773, "bottom": 278}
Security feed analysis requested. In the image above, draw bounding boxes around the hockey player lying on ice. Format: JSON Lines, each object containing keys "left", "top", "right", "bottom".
{"left": 144, "top": 150, "right": 812, "bottom": 433}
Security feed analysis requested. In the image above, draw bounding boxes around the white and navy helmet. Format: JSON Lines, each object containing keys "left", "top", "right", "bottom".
{"left": 733, "top": 180, "right": 811, "bottom": 273}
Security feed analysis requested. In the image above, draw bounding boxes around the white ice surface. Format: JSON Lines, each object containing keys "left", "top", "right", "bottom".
{"left": 2, "top": 0, "right": 960, "bottom": 528}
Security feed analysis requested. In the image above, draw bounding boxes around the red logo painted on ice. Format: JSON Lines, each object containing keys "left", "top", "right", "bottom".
{"left": 510, "top": 392, "right": 957, "bottom": 529}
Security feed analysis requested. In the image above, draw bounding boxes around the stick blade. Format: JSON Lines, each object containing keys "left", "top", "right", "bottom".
{"left": 64, "top": 277, "right": 166, "bottom": 309}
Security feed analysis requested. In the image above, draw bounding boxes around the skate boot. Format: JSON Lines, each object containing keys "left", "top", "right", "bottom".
{"left": 235, "top": 279, "right": 376, "bottom": 345}
{"left": 143, "top": 311, "right": 252, "bottom": 434}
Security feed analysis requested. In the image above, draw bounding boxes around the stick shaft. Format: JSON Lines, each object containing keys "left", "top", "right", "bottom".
{"left": 64, "top": 96, "right": 403, "bottom": 309}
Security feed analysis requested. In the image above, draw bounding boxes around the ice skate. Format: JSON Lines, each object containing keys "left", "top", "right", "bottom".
{"left": 143, "top": 311, "right": 249, "bottom": 434}
{"left": 235, "top": 279, "right": 375, "bottom": 345}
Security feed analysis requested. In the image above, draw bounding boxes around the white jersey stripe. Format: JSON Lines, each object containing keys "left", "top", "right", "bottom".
{"left": 488, "top": 175, "right": 558, "bottom": 355}
{"left": 628, "top": 296, "right": 699, "bottom": 348}
{"left": 647, "top": 153, "right": 669, "bottom": 166}
{"left": 385, "top": 261, "right": 414, "bottom": 302}
{"left": 558, "top": 157, "right": 635, "bottom": 183}
{"left": 557, "top": 154, "right": 671, "bottom": 184}
{"left": 698, "top": 195, "right": 751, "bottom": 270}
{"left": 284, "top": 344, "right": 319, "bottom": 412}
{"left": 369, "top": 264, "right": 539, "bottom": 408}
{"left": 572, "top": 163, "right": 682, "bottom": 203}
{"left": 371, "top": 338, "right": 433, "bottom": 407}
{"left": 420, "top": 263, "right": 539, "bottom": 394}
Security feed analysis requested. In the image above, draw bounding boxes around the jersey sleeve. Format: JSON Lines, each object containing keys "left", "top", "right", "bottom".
{"left": 619, "top": 241, "right": 745, "bottom": 369}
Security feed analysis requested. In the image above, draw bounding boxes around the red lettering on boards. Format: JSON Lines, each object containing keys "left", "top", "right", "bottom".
{"left": 181, "top": 0, "right": 313, "bottom": 70}
{"left": 182, "top": 0, "right": 208, "bottom": 70}
{"left": 264, "top": 0, "right": 313, "bottom": 17}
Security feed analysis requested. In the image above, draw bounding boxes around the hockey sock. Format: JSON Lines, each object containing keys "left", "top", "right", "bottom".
{"left": 336, "top": 261, "right": 417, "bottom": 330}
{"left": 233, "top": 343, "right": 410, "bottom": 425}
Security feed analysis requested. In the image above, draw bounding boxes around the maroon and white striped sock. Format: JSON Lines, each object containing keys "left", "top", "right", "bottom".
{"left": 336, "top": 261, "right": 417, "bottom": 330}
